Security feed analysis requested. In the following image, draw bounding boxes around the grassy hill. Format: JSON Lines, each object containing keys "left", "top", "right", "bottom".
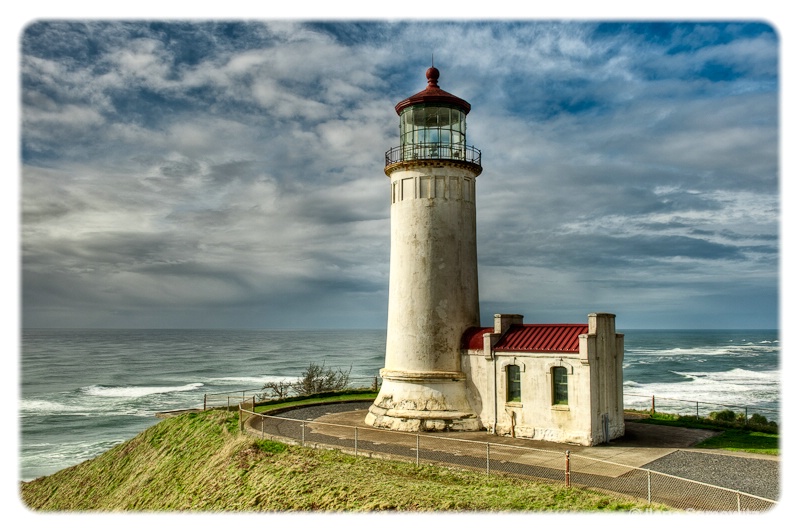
{"left": 20, "top": 409, "right": 663, "bottom": 512}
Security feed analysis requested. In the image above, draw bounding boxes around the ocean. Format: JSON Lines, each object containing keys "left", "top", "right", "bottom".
{"left": 19, "top": 328, "right": 779, "bottom": 482}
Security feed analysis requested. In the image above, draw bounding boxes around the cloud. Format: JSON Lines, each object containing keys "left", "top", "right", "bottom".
{"left": 20, "top": 20, "right": 779, "bottom": 329}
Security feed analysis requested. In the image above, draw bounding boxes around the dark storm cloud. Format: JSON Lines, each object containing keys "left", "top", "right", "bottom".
{"left": 20, "top": 20, "right": 779, "bottom": 329}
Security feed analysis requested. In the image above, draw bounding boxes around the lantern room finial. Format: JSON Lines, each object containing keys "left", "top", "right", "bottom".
{"left": 426, "top": 65, "right": 440, "bottom": 88}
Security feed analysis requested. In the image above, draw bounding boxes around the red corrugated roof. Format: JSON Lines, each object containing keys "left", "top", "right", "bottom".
{"left": 497, "top": 324, "right": 587, "bottom": 353}
{"left": 461, "top": 326, "right": 493, "bottom": 350}
{"left": 461, "top": 324, "right": 588, "bottom": 353}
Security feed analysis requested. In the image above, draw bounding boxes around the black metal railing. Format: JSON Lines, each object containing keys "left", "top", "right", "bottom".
{"left": 385, "top": 143, "right": 481, "bottom": 167}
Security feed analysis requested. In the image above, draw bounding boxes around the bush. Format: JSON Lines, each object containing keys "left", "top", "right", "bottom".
{"left": 747, "top": 413, "right": 778, "bottom": 431}
{"left": 709, "top": 409, "right": 737, "bottom": 422}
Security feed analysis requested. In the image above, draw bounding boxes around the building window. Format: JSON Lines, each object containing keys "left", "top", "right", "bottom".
{"left": 506, "top": 364, "right": 521, "bottom": 403}
{"left": 552, "top": 366, "right": 568, "bottom": 405}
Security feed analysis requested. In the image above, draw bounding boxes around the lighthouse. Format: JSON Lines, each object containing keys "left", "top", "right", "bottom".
{"left": 366, "top": 66, "right": 483, "bottom": 431}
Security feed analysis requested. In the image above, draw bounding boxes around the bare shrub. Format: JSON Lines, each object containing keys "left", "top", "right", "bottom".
{"left": 260, "top": 379, "right": 293, "bottom": 401}
{"left": 291, "top": 362, "right": 351, "bottom": 396}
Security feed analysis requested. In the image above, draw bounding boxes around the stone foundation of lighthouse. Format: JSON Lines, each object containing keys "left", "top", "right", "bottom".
{"left": 365, "top": 161, "right": 482, "bottom": 431}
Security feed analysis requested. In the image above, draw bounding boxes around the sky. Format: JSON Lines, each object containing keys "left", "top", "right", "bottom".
{"left": 16, "top": 18, "right": 782, "bottom": 330}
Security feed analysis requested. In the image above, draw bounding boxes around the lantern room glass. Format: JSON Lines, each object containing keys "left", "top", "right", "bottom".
{"left": 399, "top": 104, "right": 467, "bottom": 160}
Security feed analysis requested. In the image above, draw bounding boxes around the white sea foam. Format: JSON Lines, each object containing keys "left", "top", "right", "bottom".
{"left": 627, "top": 343, "right": 777, "bottom": 358}
{"left": 20, "top": 396, "right": 190, "bottom": 418}
{"left": 623, "top": 380, "right": 644, "bottom": 388}
{"left": 82, "top": 382, "right": 204, "bottom": 398}
{"left": 206, "top": 375, "right": 299, "bottom": 385}
{"left": 19, "top": 399, "right": 103, "bottom": 416}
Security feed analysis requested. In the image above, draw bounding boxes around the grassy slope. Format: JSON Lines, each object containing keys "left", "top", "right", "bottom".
{"left": 20, "top": 410, "right": 662, "bottom": 512}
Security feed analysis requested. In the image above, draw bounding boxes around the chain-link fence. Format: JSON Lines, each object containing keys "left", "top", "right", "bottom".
{"left": 239, "top": 406, "right": 776, "bottom": 512}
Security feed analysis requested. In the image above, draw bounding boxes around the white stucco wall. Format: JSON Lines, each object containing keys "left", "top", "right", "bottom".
{"left": 383, "top": 164, "right": 480, "bottom": 374}
{"left": 367, "top": 161, "right": 483, "bottom": 432}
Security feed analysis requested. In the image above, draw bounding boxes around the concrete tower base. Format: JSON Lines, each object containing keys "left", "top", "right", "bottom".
{"left": 365, "top": 370, "right": 482, "bottom": 432}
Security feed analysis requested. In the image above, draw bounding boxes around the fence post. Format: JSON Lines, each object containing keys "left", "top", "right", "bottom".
{"left": 302, "top": 421, "right": 306, "bottom": 446}
{"left": 416, "top": 434, "right": 420, "bottom": 466}
{"left": 565, "top": 450, "right": 570, "bottom": 487}
{"left": 261, "top": 415, "right": 265, "bottom": 439}
{"left": 696, "top": 401, "right": 699, "bottom": 420}
{"left": 737, "top": 491, "right": 741, "bottom": 512}
{"left": 647, "top": 470, "right": 652, "bottom": 504}
{"left": 486, "top": 442, "right": 490, "bottom": 475}
{"left": 651, "top": 395, "right": 655, "bottom": 415}
{"left": 238, "top": 405, "right": 242, "bottom": 432}
{"left": 203, "top": 394, "right": 207, "bottom": 411}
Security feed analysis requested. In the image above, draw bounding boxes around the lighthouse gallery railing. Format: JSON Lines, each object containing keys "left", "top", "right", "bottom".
{"left": 385, "top": 143, "right": 481, "bottom": 167}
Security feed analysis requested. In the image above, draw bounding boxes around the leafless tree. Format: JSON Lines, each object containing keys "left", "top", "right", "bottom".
{"left": 260, "top": 379, "right": 292, "bottom": 400}
{"left": 291, "top": 362, "right": 351, "bottom": 396}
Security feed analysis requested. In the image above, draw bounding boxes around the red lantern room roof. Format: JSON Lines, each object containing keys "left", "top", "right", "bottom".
{"left": 394, "top": 67, "right": 471, "bottom": 115}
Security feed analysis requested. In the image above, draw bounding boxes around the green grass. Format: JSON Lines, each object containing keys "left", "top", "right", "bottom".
{"left": 253, "top": 390, "right": 378, "bottom": 413}
{"left": 628, "top": 411, "right": 779, "bottom": 455}
{"left": 693, "top": 430, "right": 778, "bottom": 454}
{"left": 21, "top": 409, "right": 665, "bottom": 512}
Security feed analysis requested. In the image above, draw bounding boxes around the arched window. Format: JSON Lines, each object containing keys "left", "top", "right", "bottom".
{"left": 506, "top": 364, "right": 521, "bottom": 402}
{"left": 552, "top": 366, "right": 568, "bottom": 405}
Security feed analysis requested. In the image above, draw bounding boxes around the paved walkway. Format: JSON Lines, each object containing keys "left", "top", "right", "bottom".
{"left": 244, "top": 401, "right": 780, "bottom": 505}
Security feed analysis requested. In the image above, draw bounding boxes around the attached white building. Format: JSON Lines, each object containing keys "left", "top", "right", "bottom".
{"left": 462, "top": 313, "right": 625, "bottom": 446}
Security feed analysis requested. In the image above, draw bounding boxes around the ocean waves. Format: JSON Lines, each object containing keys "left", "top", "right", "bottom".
{"left": 624, "top": 367, "right": 779, "bottom": 417}
{"left": 20, "top": 438, "right": 128, "bottom": 482}
{"left": 82, "top": 382, "right": 205, "bottom": 398}
{"left": 20, "top": 381, "right": 208, "bottom": 419}
{"left": 626, "top": 342, "right": 778, "bottom": 359}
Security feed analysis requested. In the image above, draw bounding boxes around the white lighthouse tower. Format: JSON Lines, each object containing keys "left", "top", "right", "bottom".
{"left": 366, "top": 66, "right": 483, "bottom": 432}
